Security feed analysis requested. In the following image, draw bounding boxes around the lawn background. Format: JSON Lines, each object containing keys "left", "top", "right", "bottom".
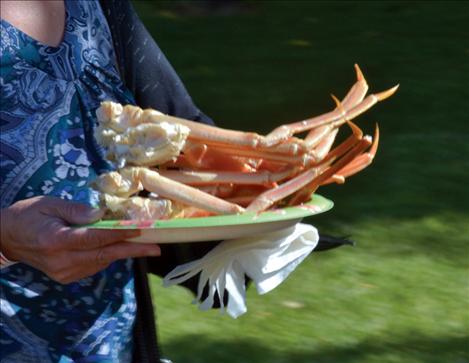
{"left": 132, "top": 1, "right": 469, "bottom": 362}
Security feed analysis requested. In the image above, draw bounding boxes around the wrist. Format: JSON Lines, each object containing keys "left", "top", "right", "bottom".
{"left": 0, "top": 207, "right": 19, "bottom": 263}
{"left": 0, "top": 251, "right": 16, "bottom": 268}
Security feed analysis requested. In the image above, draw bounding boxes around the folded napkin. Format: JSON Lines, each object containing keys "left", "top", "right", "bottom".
{"left": 163, "top": 223, "right": 319, "bottom": 318}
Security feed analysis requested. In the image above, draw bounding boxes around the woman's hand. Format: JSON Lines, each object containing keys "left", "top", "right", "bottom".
{"left": 0, "top": 196, "right": 161, "bottom": 283}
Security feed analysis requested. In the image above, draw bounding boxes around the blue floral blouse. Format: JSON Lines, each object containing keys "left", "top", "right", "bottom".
{"left": 1, "top": 1, "right": 137, "bottom": 361}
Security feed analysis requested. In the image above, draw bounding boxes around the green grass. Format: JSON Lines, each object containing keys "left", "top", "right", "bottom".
{"left": 133, "top": 1, "right": 469, "bottom": 362}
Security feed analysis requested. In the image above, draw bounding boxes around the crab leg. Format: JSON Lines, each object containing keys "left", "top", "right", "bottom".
{"left": 239, "top": 121, "right": 365, "bottom": 212}
{"left": 255, "top": 159, "right": 290, "bottom": 172}
{"left": 335, "top": 85, "right": 398, "bottom": 126}
{"left": 341, "top": 64, "right": 369, "bottom": 110}
{"left": 162, "top": 153, "right": 258, "bottom": 173}
{"left": 97, "top": 102, "right": 305, "bottom": 156}
{"left": 94, "top": 64, "right": 397, "bottom": 220}
{"left": 205, "top": 143, "right": 311, "bottom": 165}
{"left": 322, "top": 125, "right": 379, "bottom": 185}
{"left": 302, "top": 120, "right": 362, "bottom": 170}
{"left": 288, "top": 134, "right": 375, "bottom": 206}
{"left": 225, "top": 185, "right": 273, "bottom": 207}
{"left": 97, "top": 67, "right": 393, "bottom": 158}
{"left": 181, "top": 143, "right": 255, "bottom": 172}
{"left": 135, "top": 167, "right": 245, "bottom": 215}
{"left": 309, "top": 128, "right": 339, "bottom": 163}
{"left": 158, "top": 168, "right": 295, "bottom": 187}
{"left": 225, "top": 195, "right": 257, "bottom": 207}
{"left": 305, "top": 124, "right": 336, "bottom": 148}
{"left": 265, "top": 64, "right": 370, "bottom": 145}
{"left": 196, "top": 185, "right": 236, "bottom": 198}
{"left": 246, "top": 133, "right": 373, "bottom": 212}
{"left": 304, "top": 64, "right": 368, "bottom": 148}
{"left": 245, "top": 166, "right": 324, "bottom": 213}
{"left": 161, "top": 116, "right": 308, "bottom": 155}
{"left": 265, "top": 84, "right": 396, "bottom": 147}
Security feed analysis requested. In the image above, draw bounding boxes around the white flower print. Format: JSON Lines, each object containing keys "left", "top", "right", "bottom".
{"left": 41, "top": 180, "right": 54, "bottom": 194}
{"left": 60, "top": 189, "right": 73, "bottom": 200}
{"left": 53, "top": 140, "right": 91, "bottom": 179}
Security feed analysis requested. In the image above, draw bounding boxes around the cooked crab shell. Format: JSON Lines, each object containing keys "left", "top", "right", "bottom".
{"left": 102, "top": 194, "right": 174, "bottom": 220}
{"left": 95, "top": 103, "right": 190, "bottom": 167}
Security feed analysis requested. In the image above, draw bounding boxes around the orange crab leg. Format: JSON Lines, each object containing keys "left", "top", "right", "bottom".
{"left": 161, "top": 116, "right": 307, "bottom": 155}
{"left": 305, "top": 124, "right": 336, "bottom": 148}
{"left": 288, "top": 135, "right": 375, "bottom": 206}
{"left": 225, "top": 185, "right": 272, "bottom": 206}
{"left": 235, "top": 121, "right": 364, "bottom": 212}
{"left": 225, "top": 195, "right": 257, "bottom": 207}
{"left": 311, "top": 121, "right": 363, "bottom": 166}
{"left": 255, "top": 159, "right": 290, "bottom": 172}
{"left": 341, "top": 64, "right": 369, "bottom": 110}
{"left": 322, "top": 125, "right": 379, "bottom": 185}
{"left": 198, "top": 143, "right": 311, "bottom": 165}
{"left": 158, "top": 168, "right": 295, "bottom": 187}
{"left": 309, "top": 128, "right": 339, "bottom": 163}
{"left": 304, "top": 64, "right": 368, "bottom": 148}
{"left": 265, "top": 64, "right": 370, "bottom": 145}
{"left": 196, "top": 184, "right": 236, "bottom": 198}
{"left": 246, "top": 135, "right": 373, "bottom": 212}
{"left": 265, "top": 79, "right": 397, "bottom": 145}
{"left": 182, "top": 143, "right": 255, "bottom": 172}
{"left": 98, "top": 65, "right": 396, "bottom": 165}
{"left": 245, "top": 166, "right": 324, "bottom": 213}
{"left": 136, "top": 167, "right": 245, "bottom": 215}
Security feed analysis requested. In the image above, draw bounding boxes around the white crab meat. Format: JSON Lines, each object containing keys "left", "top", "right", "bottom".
{"left": 93, "top": 168, "right": 143, "bottom": 198}
{"left": 102, "top": 194, "right": 173, "bottom": 220}
{"left": 95, "top": 102, "right": 190, "bottom": 167}
{"left": 91, "top": 65, "right": 395, "bottom": 220}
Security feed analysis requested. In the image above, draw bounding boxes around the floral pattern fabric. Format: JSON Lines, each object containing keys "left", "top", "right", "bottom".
{"left": 1, "top": 1, "right": 137, "bottom": 361}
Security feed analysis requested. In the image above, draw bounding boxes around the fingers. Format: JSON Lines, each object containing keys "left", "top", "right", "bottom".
{"left": 55, "top": 227, "right": 142, "bottom": 251}
{"left": 77, "top": 242, "right": 161, "bottom": 266}
{"left": 40, "top": 197, "right": 105, "bottom": 225}
{"left": 5, "top": 196, "right": 163, "bottom": 285}
{"left": 34, "top": 198, "right": 143, "bottom": 251}
{"left": 36, "top": 242, "right": 161, "bottom": 284}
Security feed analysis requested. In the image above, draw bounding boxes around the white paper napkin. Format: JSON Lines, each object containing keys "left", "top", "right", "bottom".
{"left": 163, "top": 223, "right": 319, "bottom": 318}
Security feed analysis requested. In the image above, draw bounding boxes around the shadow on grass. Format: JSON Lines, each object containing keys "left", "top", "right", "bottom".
{"left": 162, "top": 334, "right": 469, "bottom": 363}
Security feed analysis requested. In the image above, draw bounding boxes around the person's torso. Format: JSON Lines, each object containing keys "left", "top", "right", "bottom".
{"left": 1, "top": 1, "right": 137, "bottom": 361}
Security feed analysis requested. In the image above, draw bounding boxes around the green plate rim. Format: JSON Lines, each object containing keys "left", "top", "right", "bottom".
{"left": 83, "top": 194, "right": 333, "bottom": 229}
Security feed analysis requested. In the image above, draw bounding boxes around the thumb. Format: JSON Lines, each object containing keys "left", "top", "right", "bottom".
{"left": 43, "top": 198, "right": 105, "bottom": 225}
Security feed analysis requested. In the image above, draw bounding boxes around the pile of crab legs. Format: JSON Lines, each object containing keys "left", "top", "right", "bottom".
{"left": 93, "top": 65, "right": 398, "bottom": 220}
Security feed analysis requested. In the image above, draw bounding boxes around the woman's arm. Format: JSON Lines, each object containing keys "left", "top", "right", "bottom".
{"left": 0, "top": 196, "right": 161, "bottom": 282}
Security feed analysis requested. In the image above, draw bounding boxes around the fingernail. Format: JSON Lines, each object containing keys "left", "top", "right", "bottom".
{"left": 85, "top": 207, "right": 105, "bottom": 221}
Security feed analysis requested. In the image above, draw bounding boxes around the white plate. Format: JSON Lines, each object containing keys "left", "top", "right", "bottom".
{"left": 128, "top": 217, "right": 304, "bottom": 243}
{"left": 85, "top": 194, "right": 333, "bottom": 243}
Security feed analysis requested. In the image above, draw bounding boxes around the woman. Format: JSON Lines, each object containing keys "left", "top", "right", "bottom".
{"left": 1, "top": 2, "right": 352, "bottom": 361}
{"left": 1, "top": 1, "right": 214, "bottom": 361}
